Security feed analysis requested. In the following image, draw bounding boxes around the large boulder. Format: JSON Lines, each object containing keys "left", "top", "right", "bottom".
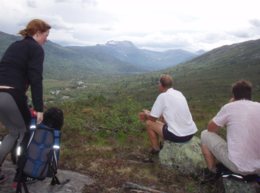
{"left": 158, "top": 136, "right": 206, "bottom": 176}
{"left": 222, "top": 177, "right": 260, "bottom": 193}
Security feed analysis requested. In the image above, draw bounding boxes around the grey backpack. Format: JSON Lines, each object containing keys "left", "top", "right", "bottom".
{"left": 15, "top": 118, "right": 63, "bottom": 193}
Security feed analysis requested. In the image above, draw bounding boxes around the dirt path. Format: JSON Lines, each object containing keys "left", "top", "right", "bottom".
{"left": 0, "top": 160, "right": 95, "bottom": 193}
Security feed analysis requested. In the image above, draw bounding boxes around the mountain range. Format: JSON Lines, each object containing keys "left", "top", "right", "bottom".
{"left": 0, "top": 31, "right": 206, "bottom": 80}
{"left": 0, "top": 31, "right": 148, "bottom": 80}
{"left": 2, "top": 30, "right": 259, "bottom": 108}
{"left": 67, "top": 40, "right": 206, "bottom": 70}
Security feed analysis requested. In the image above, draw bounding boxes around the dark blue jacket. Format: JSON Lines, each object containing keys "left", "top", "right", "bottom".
{"left": 0, "top": 36, "right": 44, "bottom": 112}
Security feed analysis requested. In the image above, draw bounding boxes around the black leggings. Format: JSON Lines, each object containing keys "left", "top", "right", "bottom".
{"left": 162, "top": 124, "right": 194, "bottom": 143}
{"left": 0, "top": 89, "right": 31, "bottom": 166}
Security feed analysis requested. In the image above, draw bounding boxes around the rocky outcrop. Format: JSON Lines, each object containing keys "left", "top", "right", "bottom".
{"left": 158, "top": 136, "right": 206, "bottom": 177}
{"left": 223, "top": 177, "right": 260, "bottom": 193}
{"left": 0, "top": 161, "right": 95, "bottom": 193}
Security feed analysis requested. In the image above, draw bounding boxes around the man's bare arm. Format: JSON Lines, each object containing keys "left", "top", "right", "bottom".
{"left": 207, "top": 119, "right": 220, "bottom": 132}
{"left": 207, "top": 98, "right": 233, "bottom": 132}
{"left": 148, "top": 114, "right": 157, "bottom": 122}
{"left": 144, "top": 110, "right": 157, "bottom": 122}
{"left": 138, "top": 110, "right": 157, "bottom": 122}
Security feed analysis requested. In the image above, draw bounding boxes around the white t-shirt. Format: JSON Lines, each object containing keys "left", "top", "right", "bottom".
{"left": 213, "top": 100, "right": 260, "bottom": 172}
{"left": 150, "top": 88, "right": 197, "bottom": 136}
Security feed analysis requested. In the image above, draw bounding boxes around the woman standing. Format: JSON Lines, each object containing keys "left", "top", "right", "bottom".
{"left": 0, "top": 19, "right": 51, "bottom": 183}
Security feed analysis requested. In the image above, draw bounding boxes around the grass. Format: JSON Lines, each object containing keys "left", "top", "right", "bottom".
{"left": 48, "top": 96, "right": 225, "bottom": 192}
{"left": 0, "top": 94, "right": 224, "bottom": 192}
{"left": 59, "top": 129, "right": 220, "bottom": 193}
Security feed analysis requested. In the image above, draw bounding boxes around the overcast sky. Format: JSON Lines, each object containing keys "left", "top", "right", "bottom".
{"left": 1, "top": 0, "right": 260, "bottom": 52}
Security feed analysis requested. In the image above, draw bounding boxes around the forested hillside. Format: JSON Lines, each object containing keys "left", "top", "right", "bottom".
{"left": 125, "top": 38, "right": 260, "bottom": 108}
{"left": 68, "top": 38, "right": 260, "bottom": 110}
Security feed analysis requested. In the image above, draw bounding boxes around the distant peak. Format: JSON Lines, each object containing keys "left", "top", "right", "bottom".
{"left": 106, "top": 40, "right": 135, "bottom": 48}
{"left": 107, "top": 40, "right": 117, "bottom": 45}
{"left": 195, "top": 49, "right": 206, "bottom": 55}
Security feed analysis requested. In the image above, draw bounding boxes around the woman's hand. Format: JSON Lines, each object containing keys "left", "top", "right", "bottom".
{"left": 36, "top": 112, "right": 43, "bottom": 124}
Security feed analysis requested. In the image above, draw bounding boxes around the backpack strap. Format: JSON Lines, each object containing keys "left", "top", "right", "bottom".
{"left": 53, "top": 130, "right": 60, "bottom": 169}
{"left": 50, "top": 130, "right": 61, "bottom": 186}
{"left": 15, "top": 156, "right": 29, "bottom": 193}
{"left": 26, "top": 118, "right": 37, "bottom": 149}
{"left": 51, "top": 175, "right": 61, "bottom": 185}
{"left": 30, "top": 118, "right": 37, "bottom": 130}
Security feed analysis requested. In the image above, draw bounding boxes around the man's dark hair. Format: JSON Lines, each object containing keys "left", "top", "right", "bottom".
{"left": 232, "top": 80, "right": 252, "bottom": 100}
{"left": 159, "top": 74, "right": 173, "bottom": 88}
{"left": 42, "top": 107, "right": 64, "bottom": 130}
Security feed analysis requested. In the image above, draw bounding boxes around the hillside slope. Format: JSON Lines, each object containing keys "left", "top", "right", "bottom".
{"left": 78, "top": 38, "right": 260, "bottom": 109}
{"left": 0, "top": 31, "right": 149, "bottom": 80}
{"left": 136, "top": 38, "right": 260, "bottom": 107}
{"left": 141, "top": 49, "right": 196, "bottom": 69}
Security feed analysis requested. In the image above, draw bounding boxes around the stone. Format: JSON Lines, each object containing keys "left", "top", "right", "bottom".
{"left": 158, "top": 136, "right": 206, "bottom": 177}
{"left": 0, "top": 160, "right": 95, "bottom": 193}
{"left": 223, "top": 177, "right": 260, "bottom": 193}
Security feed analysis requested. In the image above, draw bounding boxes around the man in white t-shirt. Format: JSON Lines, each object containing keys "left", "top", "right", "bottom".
{"left": 201, "top": 80, "right": 260, "bottom": 178}
{"left": 139, "top": 74, "right": 197, "bottom": 158}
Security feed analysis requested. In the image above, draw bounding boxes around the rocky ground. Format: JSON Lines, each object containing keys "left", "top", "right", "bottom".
{"left": 0, "top": 160, "right": 95, "bottom": 193}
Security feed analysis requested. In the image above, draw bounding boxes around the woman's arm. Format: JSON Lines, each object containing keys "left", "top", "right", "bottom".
{"left": 28, "top": 44, "right": 44, "bottom": 113}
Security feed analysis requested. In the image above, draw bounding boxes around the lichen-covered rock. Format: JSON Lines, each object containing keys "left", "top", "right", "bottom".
{"left": 158, "top": 136, "right": 206, "bottom": 176}
{"left": 223, "top": 177, "right": 260, "bottom": 193}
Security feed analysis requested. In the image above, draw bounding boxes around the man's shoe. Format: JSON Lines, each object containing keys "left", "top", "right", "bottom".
{"left": 159, "top": 141, "right": 164, "bottom": 150}
{"left": 143, "top": 148, "right": 160, "bottom": 163}
{"left": 201, "top": 168, "right": 219, "bottom": 185}
{"left": 0, "top": 169, "right": 6, "bottom": 184}
{"left": 143, "top": 158, "right": 154, "bottom": 163}
{"left": 149, "top": 148, "right": 160, "bottom": 155}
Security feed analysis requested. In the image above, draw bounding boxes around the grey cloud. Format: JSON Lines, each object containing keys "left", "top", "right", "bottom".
{"left": 50, "top": 23, "right": 74, "bottom": 31}
{"left": 27, "top": 0, "right": 37, "bottom": 8}
{"left": 137, "top": 42, "right": 194, "bottom": 52}
{"left": 16, "top": 17, "right": 73, "bottom": 31}
{"left": 61, "top": 10, "right": 117, "bottom": 24}
{"left": 49, "top": 2, "right": 113, "bottom": 24}
{"left": 146, "top": 44, "right": 190, "bottom": 50}
{"left": 198, "top": 33, "right": 228, "bottom": 44}
{"left": 228, "top": 30, "right": 250, "bottom": 38}
{"left": 17, "top": 19, "right": 32, "bottom": 28}
{"left": 249, "top": 19, "right": 260, "bottom": 28}
{"left": 134, "top": 39, "right": 192, "bottom": 50}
